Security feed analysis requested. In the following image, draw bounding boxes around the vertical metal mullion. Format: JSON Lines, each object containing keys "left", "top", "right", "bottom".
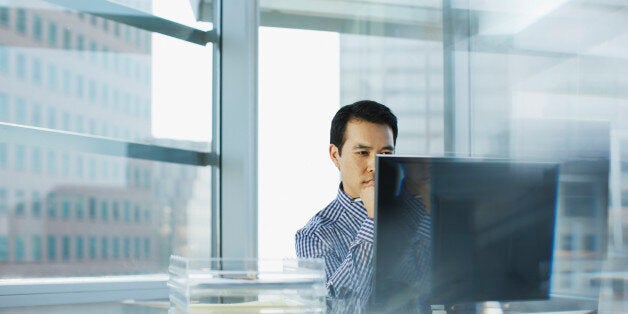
{"left": 219, "top": 0, "right": 259, "bottom": 259}
{"left": 211, "top": 0, "right": 223, "bottom": 259}
{"left": 442, "top": 0, "right": 471, "bottom": 157}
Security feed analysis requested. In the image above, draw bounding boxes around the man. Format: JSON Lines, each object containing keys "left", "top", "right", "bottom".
{"left": 295, "top": 100, "right": 397, "bottom": 311}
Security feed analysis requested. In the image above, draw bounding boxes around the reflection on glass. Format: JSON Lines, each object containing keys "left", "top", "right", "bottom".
{"left": 0, "top": 1, "right": 213, "bottom": 279}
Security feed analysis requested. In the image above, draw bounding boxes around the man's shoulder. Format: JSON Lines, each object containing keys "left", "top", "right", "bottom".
{"left": 296, "top": 199, "right": 343, "bottom": 237}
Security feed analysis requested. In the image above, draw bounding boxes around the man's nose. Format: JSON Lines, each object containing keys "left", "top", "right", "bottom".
{"left": 367, "top": 155, "right": 376, "bottom": 172}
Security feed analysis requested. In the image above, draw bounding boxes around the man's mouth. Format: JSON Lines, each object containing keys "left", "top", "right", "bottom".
{"left": 363, "top": 178, "right": 375, "bottom": 184}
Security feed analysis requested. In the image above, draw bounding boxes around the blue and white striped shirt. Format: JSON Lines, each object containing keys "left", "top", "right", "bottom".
{"left": 295, "top": 186, "right": 375, "bottom": 311}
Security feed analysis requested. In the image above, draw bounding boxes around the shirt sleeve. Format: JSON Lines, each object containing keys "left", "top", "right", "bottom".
{"left": 295, "top": 217, "right": 375, "bottom": 306}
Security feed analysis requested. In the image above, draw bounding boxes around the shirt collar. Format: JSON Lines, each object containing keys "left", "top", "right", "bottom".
{"left": 335, "top": 184, "right": 368, "bottom": 225}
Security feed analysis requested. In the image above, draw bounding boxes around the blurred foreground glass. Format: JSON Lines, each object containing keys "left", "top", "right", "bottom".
{"left": 168, "top": 256, "right": 326, "bottom": 313}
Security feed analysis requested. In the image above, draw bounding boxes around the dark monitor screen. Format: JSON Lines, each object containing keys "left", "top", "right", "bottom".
{"left": 372, "top": 156, "right": 560, "bottom": 311}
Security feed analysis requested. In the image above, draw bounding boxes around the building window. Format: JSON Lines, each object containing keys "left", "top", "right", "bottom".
{"left": 16, "top": 53, "right": 25, "bottom": 80}
{"left": 561, "top": 234, "right": 574, "bottom": 251}
{"left": 134, "top": 237, "right": 140, "bottom": 259}
{"left": 76, "top": 34, "right": 84, "bottom": 55}
{"left": 47, "top": 22, "right": 57, "bottom": 47}
{"left": 14, "top": 236, "right": 25, "bottom": 261}
{"left": 46, "top": 149, "right": 56, "bottom": 176}
{"left": 88, "top": 236, "right": 96, "bottom": 260}
{"left": 47, "top": 235, "right": 56, "bottom": 261}
{"left": 15, "top": 189, "right": 25, "bottom": 216}
{"left": 0, "top": 45, "right": 8, "bottom": 73}
{"left": 62, "top": 236, "right": 71, "bottom": 260}
{"left": 124, "top": 201, "right": 131, "bottom": 222}
{"left": 0, "top": 236, "right": 7, "bottom": 261}
{"left": 75, "top": 154, "right": 84, "bottom": 177}
{"left": 113, "top": 237, "right": 119, "bottom": 259}
{"left": 47, "top": 63, "right": 57, "bottom": 91}
{"left": 583, "top": 234, "right": 597, "bottom": 252}
{"left": 32, "top": 236, "right": 42, "bottom": 261}
{"left": 62, "top": 69, "right": 70, "bottom": 95}
{"left": 32, "top": 58, "right": 42, "bottom": 85}
{"left": 143, "top": 237, "right": 150, "bottom": 258}
{"left": 101, "top": 237, "right": 108, "bottom": 260}
{"left": 134, "top": 204, "right": 140, "bottom": 223}
{"left": 15, "top": 144, "right": 26, "bottom": 171}
{"left": 76, "top": 236, "right": 84, "bottom": 260}
{"left": 15, "top": 97, "right": 26, "bottom": 124}
{"left": 31, "top": 147, "right": 41, "bottom": 174}
{"left": 31, "top": 102, "right": 41, "bottom": 127}
{"left": 62, "top": 28, "right": 71, "bottom": 50}
{"left": 61, "top": 195, "right": 70, "bottom": 218}
{"left": 0, "top": 7, "right": 9, "bottom": 26}
{"left": 16, "top": 9, "right": 26, "bottom": 34}
{"left": 0, "top": 92, "right": 7, "bottom": 121}
{"left": 112, "top": 201, "right": 119, "bottom": 221}
{"left": 31, "top": 191, "right": 41, "bottom": 217}
{"left": 47, "top": 107, "right": 56, "bottom": 129}
{"left": 101, "top": 200, "right": 108, "bottom": 221}
{"left": 89, "top": 197, "right": 96, "bottom": 221}
{"left": 32, "top": 15, "right": 42, "bottom": 41}
{"left": 0, "top": 189, "right": 7, "bottom": 214}
{"left": 46, "top": 193, "right": 56, "bottom": 218}
{"left": 75, "top": 196, "right": 84, "bottom": 220}
{"left": 123, "top": 237, "right": 130, "bottom": 259}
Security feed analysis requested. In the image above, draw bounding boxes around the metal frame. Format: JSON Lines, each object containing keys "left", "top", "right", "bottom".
{"left": 218, "top": 0, "right": 258, "bottom": 260}
{"left": 42, "top": 0, "right": 216, "bottom": 46}
{"left": 0, "top": 0, "right": 223, "bottom": 308}
{"left": 0, "top": 123, "right": 217, "bottom": 166}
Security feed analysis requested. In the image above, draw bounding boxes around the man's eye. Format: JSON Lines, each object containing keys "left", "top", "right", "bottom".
{"left": 357, "top": 151, "right": 369, "bottom": 156}
{"left": 381, "top": 151, "right": 393, "bottom": 155}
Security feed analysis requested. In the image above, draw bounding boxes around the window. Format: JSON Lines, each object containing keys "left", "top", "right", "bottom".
{"left": 88, "top": 236, "right": 96, "bottom": 259}
{"left": 76, "top": 236, "right": 84, "bottom": 260}
{"left": 0, "top": 189, "right": 7, "bottom": 214}
{"left": 0, "top": 236, "right": 7, "bottom": 261}
{"left": 0, "top": 45, "right": 8, "bottom": 73}
{"left": 32, "top": 236, "right": 42, "bottom": 261}
{"left": 32, "top": 58, "right": 42, "bottom": 85}
{"left": 15, "top": 144, "right": 25, "bottom": 171}
{"left": 101, "top": 237, "right": 108, "bottom": 260}
{"left": 14, "top": 236, "right": 25, "bottom": 261}
{"left": 16, "top": 9, "right": 26, "bottom": 34}
{"left": 62, "top": 28, "right": 71, "bottom": 50}
{"left": 14, "top": 97, "right": 26, "bottom": 124}
{"left": 16, "top": 53, "right": 25, "bottom": 79}
{"left": 46, "top": 193, "right": 56, "bottom": 218}
{"left": 1, "top": 0, "right": 218, "bottom": 309}
{"left": 47, "top": 22, "right": 57, "bottom": 47}
{"left": 32, "top": 15, "right": 42, "bottom": 40}
{"left": 31, "top": 147, "right": 41, "bottom": 174}
{"left": 0, "top": 7, "right": 9, "bottom": 27}
{"left": 61, "top": 195, "right": 70, "bottom": 218}
{"left": 62, "top": 236, "right": 71, "bottom": 260}
{"left": 46, "top": 235, "right": 56, "bottom": 261}
{"left": 75, "top": 196, "right": 84, "bottom": 220}
{"left": 0, "top": 92, "right": 7, "bottom": 121}
{"left": 32, "top": 191, "right": 41, "bottom": 217}
{"left": 15, "top": 189, "right": 25, "bottom": 216}
{"left": 88, "top": 197, "right": 96, "bottom": 221}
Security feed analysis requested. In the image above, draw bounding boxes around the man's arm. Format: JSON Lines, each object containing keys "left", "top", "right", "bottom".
{"left": 295, "top": 218, "right": 375, "bottom": 303}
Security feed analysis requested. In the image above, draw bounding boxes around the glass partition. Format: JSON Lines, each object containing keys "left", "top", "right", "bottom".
{"left": 0, "top": 0, "right": 214, "bottom": 293}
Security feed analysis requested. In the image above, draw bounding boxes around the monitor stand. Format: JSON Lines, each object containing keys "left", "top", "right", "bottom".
{"left": 432, "top": 302, "right": 505, "bottom": 314}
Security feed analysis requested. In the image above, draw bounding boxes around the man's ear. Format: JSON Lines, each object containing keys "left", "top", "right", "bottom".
{"left": 329, "top": 144, "right": 340, "bottom": 169}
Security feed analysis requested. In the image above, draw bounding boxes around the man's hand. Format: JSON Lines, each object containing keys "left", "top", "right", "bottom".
{"left": 360, "top": 184, "right": 375, "bottom": 218}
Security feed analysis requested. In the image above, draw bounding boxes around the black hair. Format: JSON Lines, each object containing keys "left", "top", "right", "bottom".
{"left": 330, "top": 100, "right": 398, "bottom": 154}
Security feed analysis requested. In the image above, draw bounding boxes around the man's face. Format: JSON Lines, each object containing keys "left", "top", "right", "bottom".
{"left": 329, "top": 119, "right": 395, "bottom": 198}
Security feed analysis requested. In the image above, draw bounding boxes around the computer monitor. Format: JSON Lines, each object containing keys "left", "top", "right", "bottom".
{"left": 372, "top": 156, "right": 560, "bottom": 312}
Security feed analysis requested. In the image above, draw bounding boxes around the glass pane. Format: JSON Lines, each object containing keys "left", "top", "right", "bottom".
{"left": 453, "top": 0, "right": 628, "bottom": 311}
{"left": 110, "top": 0, "right": 214, "bottom": 29}
{"left": 0, "top": 0, "right": 213, "bottom": 152}
{"left": 258, "top": 0, "right": 444, "bottom": 260}
{"left": 0, "top": 147, "right": 211, "bottom": 278}
{"left": 0, "top": 0, "right": 213, "bottom": 279}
